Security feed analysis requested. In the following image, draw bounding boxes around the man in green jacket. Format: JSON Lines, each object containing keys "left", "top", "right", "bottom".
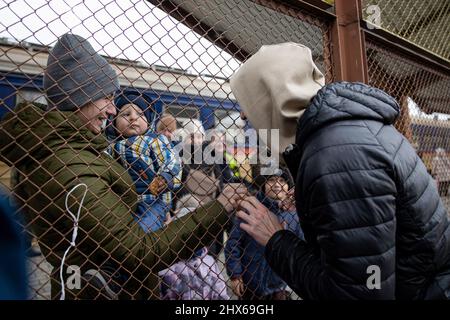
{"left": 0, "top": 33, "right": 245, "bottom": 299}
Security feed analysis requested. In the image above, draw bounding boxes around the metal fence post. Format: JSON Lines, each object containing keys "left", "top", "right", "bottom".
{"left": 331, "top": 0, "right": 368, "bottom": 83}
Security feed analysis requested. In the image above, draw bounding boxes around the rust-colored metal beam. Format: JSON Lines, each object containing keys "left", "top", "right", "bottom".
{"left": 363, "top": 23, "right": 450, "bottom": 74}
{"left": 331, "top": 0, "right": 368, "bottom": 83}
{"left": 274, "top": 0, "right": 336, "bottom": 19}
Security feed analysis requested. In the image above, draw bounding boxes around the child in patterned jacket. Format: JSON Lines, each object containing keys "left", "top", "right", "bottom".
{"left": 110, "top": 92, "right": 182, "bottom": 232}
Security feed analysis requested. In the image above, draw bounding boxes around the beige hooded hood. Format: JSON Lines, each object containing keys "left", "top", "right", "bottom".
{"left": 230, "top": 42, "right": 325, "bottom": 156}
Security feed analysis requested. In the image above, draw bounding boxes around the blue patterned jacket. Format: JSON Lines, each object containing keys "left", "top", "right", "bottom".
{"left": 110, "top": 132, "right": 182, "bottom": 232}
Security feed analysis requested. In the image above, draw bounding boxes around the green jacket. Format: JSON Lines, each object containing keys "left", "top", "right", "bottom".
{"left": 0, "top": 103, "right": 228, "bottom": 299}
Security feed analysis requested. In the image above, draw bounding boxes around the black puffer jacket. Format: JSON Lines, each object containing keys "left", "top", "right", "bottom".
{"left": 265, "top": 82, "right": 450, "bottom": 300}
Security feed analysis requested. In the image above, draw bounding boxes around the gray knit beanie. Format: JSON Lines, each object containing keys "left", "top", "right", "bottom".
{"left": 44, "top": 33, "right": 119, "bottom": 111}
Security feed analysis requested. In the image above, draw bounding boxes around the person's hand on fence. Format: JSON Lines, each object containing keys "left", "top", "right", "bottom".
{"left": 149, "top": 176, "right": 167, "bottom": 195}
{"left": 237, "top": 196, "right": 284, "bottom": 246}
{"left": 217, "top": 183, "right": 248, "bottom": 214}
{"left": 230, "top": 276, "right": 244, "bottom": 297}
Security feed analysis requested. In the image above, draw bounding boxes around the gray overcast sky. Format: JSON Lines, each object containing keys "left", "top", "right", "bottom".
{"left": 0, "top": 0, "right": 240, "bottom": 78}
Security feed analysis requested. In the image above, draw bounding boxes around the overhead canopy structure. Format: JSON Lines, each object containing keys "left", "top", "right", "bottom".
{"left": 148, "top": 0, "right": 449, "bottom": 115}
{"left": 366, "top": 42, "right": 450, "bottom": 114}
{"left": 360, "top": 0, "right": 450, "bottom": 114}
{"left": 147, "top": 0, "right": 332, "bottom": 76}
{"left": 361, "top": 0, "right": 450, "bottom": 61}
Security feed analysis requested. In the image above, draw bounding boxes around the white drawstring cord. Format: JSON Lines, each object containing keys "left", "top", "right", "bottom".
{"left": 59, "top": 183, "right": 88, "bottom": 300}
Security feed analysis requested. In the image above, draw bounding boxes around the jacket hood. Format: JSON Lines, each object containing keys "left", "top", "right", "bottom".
{"left": 230, "top": 42, "right": 325, "bottom": 156}
{"left": 295, "top": 82, "right": 400, "bottom": 151}
{"left": 0, "top": 103, "right": 109, "bottom": 167}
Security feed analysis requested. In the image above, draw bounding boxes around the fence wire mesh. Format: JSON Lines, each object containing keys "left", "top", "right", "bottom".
{"left": 366, "top": 39, "right": 450, "bottom": 208}
{"left": 1, "top": 0, "right": 449, "bottom": 301}
{"left": 362, "top": 0, "right": 450, "bottom": 60}
{"left": 0, "top": 0, "right": 332, "bottom": 300}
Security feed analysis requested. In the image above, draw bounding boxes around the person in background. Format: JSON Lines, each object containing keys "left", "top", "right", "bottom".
{"left": 209, "top": 130, "right": 240, "bottom": 183}
{"left": 225, "top": 168, "right": 303, "bottom": 300}
{"left": 155, "top": 113, "right": 182, "bottom": 217}
{"left": 157, "top": 114, "right": 178, "bottom": 143}
{"left": 431, "top": 148, "right": 450, "bottom": 197}
{"left": 214, "top": 113, "right": 253, "bottom": 184}
{"left": 175, "top": 119, "right": 222, "bottom": 203}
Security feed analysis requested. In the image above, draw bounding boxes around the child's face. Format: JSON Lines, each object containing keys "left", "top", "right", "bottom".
{"left": 159, "top": 123, "right": 177, "bottom": 140}
{"left": 115, "top": 103, "right": 149, "bottom": 137}
{"left": 265, "top": 176, "right": 289, "bottom": 200}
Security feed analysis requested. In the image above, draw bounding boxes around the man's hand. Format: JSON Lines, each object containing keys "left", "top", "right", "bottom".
{"left": 236, "top": 196, "right": 284, "bottom": 246}
{"left": 217, "top": 183, "right": 248, "bottom": 214}
{"left": 149, "top": 176, "right": 167, "bottom": 195}
{"left": 230, "top": 277, "right": 245, "bottom": 297}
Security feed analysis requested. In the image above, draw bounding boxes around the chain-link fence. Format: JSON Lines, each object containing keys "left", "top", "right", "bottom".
{"left": 366, "top": 40, "right": 450, "bottom": 163}
{"left": 0, "top": 0, "right": 333, "bottom": 300}
{"left": 0, "top": 0, "right": 449, "bottom": 300}
{"left": 362, "top": 0, "right": 450, "bottom": 60}
{"left": 362, "top": 0, "right": 450, "bottom": 210}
